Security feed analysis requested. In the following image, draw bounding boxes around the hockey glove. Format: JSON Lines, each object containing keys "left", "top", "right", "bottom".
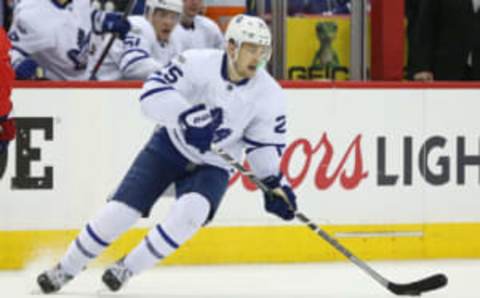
{"left": 178, "top": 104, "right": 222, "bottom": 154}
{"left": 14, "top": 58, "right": 39, "bottom": 80}
{"left": 0, "top": 116, "right": 16, "bottom": 154}
{"left": 101, "top": 12, "right": 131, "bottom": 40}
{"left": 262, "top": 175, "right": 297, "bottom": 221}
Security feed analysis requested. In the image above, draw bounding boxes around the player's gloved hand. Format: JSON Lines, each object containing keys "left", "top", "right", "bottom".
{"left": 261, "top": 175, "right": 297, "bottom": 221}
{"left": 0, "top": 116, "right": 16, "bottom": 154}
{"left": 101, "top": 12, "right": 131, "bottom": 40}
{"left": 178, "top": 104, "right": 222, "bottom": 154}
{"left": 14, "top": 58, "right": 39, "bottom": 80}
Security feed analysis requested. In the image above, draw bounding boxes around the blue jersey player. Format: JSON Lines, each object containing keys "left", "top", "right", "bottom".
{"left": 36, "top": 14, "right": 298, "bottom": 294}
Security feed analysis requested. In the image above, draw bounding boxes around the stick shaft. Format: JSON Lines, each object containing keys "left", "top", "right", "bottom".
{"left": 211, "top": 146, "right": 391, "bottom": 287}
{"left": 89, "top": 0, "right": 136, "bottom": 80}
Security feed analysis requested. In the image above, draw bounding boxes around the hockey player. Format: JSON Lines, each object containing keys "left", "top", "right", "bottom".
{"left": 36, "top": 14, "right": 297, "bottom": 294}
{"left": 8, "top": 0, "right": 131, "bottom": 80}
{"left": 171, "top": 0, "right": 224, "bottom": 51}
{"left": 88, "top": 0, "right": 183, "bottom": 80}
{"left": 0, "top": 27, "right": 16, "bottom": 153}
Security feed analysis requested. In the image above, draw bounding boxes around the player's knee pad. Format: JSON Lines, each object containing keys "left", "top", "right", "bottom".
{"left": 89, "top": 201, "right": 142, "bottom": 243}
{"left": 161, "top": 192, "right": 211, "bottom": 244}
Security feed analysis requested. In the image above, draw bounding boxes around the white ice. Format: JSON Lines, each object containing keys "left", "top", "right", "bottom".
{"left": 0, "top": 259, "right": 477, "bottom": 298}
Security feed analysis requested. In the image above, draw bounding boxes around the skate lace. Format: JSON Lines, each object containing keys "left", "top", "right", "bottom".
{"left": 48, "top": 265, "right": 72, "bottom": 286}
{"left": 111, "top": 262, "right": 133, "bottom": 283}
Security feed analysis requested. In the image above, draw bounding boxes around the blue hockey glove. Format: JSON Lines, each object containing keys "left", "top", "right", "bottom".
{"left": 14, "top": 58, "right": 38, "bottom": 80}
{"left": 101, "top": 12, "right": 131, "bottom": 40}
{"left": 92, "top": 10, "right": 131, "bottom": 40}
{"left": 262, "top": 175, "right": 297, "bottom": 221}
{"left": 178, "top": 104, "right": 222, "bottom": 154}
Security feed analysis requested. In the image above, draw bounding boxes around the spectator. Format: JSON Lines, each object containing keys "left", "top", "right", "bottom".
{"left": 88, "top": 0, "right": 182, "bottom": 80}
{"left": 247, "top": 0, "right": 303, "bottom": 16}
{"left": 8, "top": 0, "right": 130, "bottom": 80}
{"left": 246, "top": 0, "right": 350, "bottom": 16}
{"left": 305, "top": 0, "right": 350, "bottom": 15}
{"left": 411, "top": 0, "right": 480, "bottom": 81}
{"left": 171, "top": 0, "right": 224, "bottom": 51}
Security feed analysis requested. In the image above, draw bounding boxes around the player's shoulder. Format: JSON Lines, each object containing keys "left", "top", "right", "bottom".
{"left": 255, "top": 69, "right": 284, "bottom": 96}
{"left": 176, "top": 48, "right": 224, "bottom": 65}
{"left": 251, "top": 69, "right": 286, "bottom": 108}
{"left": 72, "top": 0, "right": 92, "bottom": 12}
{"left": 168, "top": 49, "right": 223, "bottom": 80}
{"left": 195, "top": 15, "right": 222, "bottom": 32}
{"left": 13, "top": 0, "right": 55, "bottom": 33}
{"left": 14, "top": 0, "right": 43, "bottom": 11}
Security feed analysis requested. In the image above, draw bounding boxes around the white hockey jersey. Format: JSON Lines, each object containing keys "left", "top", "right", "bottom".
{"left": 171, "top": 15, "right": 224, "bottom": 52}
{"left": 140, "top": 49, "right": 287, "bottom": 177}
{"left": 8, "top": 0, "right": 92, "bottom": 80}
{"left": 88, "top": 16, "right": 179, "bottom": 80}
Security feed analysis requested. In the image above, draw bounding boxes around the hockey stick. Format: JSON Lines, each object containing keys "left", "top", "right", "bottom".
{"left": 89, "top": 0, "right": 136, "bottom": 80}
{"left": 211, "top": 145, "right": 448, "bottom": 296}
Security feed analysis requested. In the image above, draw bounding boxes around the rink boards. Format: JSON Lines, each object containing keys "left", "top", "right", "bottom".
{"left": 1, "top": 81, "right": 480, "bottom": 269}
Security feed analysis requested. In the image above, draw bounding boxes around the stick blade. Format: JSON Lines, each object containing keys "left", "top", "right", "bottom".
{"left": 387, "top": 273, "right": 448, "bottom": 296}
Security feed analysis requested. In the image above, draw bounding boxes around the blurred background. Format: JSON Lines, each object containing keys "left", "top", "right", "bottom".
{"left": 0, "top": 0, "right": 437, "bottom": 82}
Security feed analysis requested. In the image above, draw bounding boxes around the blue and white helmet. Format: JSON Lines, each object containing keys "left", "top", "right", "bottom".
{"left": 225, "top": 14, "right": 272, "bottom": 63}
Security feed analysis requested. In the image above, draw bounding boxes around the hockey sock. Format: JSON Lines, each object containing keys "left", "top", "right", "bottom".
{"left": 60, "top": 201, "right": 141, "bottom": 276}
{"left": 123, "top": 193, "right": 210, "bottom": 274}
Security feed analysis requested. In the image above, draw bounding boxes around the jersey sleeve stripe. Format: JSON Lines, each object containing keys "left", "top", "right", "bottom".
{"left": 119, "top": 48, "right": 150, "bottom": 62}
{"left": 139, "top": 86, "right": 175, "bottom": 101}
{"left": 121, "top": 55, "right": 150, "bottom": 72}
{"left": 11, "top": 46, "right": 30, "bottom": 57}
{"left": 243, "top": 137, "right": 286, "bottom": 155}
{"left": 243, "top": 137, "right": 285, "bottom": 148}
{"left": 145, "top": 76, "right": 168, "bottom": 84}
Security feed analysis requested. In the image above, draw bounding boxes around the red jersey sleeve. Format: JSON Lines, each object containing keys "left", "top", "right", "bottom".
{"left": 0, "top": 28, "right": 14, "bottom": 118}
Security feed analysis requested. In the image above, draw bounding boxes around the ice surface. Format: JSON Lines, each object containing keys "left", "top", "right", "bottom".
{"left": 0, "top": 259, "right": 477, "bottom": 298}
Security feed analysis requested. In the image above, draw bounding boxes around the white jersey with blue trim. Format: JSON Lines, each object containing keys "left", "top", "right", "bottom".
{"left": 139, "top": 49, "right": 287, "bottom": 176}
{"left": 8, "top": 0, "right": 92, "bottom": 80}
{"left": 88, "top": 16, "right": 180, "bottom": 81}
{"left": 171, "top": 15, "right": 224, "bottom": 52}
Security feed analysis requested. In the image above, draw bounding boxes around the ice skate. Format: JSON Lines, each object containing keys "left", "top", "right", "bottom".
{"left": 37, "top": 264, "right": 73, "bottom": 294}
{"left": 102, "top": 258, "right": 133, "bottom": 292}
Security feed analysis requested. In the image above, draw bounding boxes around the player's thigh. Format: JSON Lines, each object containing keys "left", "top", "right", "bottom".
{"left": 175, "top": 165, "right": 229, "bottom": 223}
{"left": 112, "top": 130, "right": 189, "bottom": 216}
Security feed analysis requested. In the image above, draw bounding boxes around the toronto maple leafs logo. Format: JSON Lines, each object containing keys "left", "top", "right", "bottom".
{"left": 67, "top": 28, "right": 91, "bottom": 71}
